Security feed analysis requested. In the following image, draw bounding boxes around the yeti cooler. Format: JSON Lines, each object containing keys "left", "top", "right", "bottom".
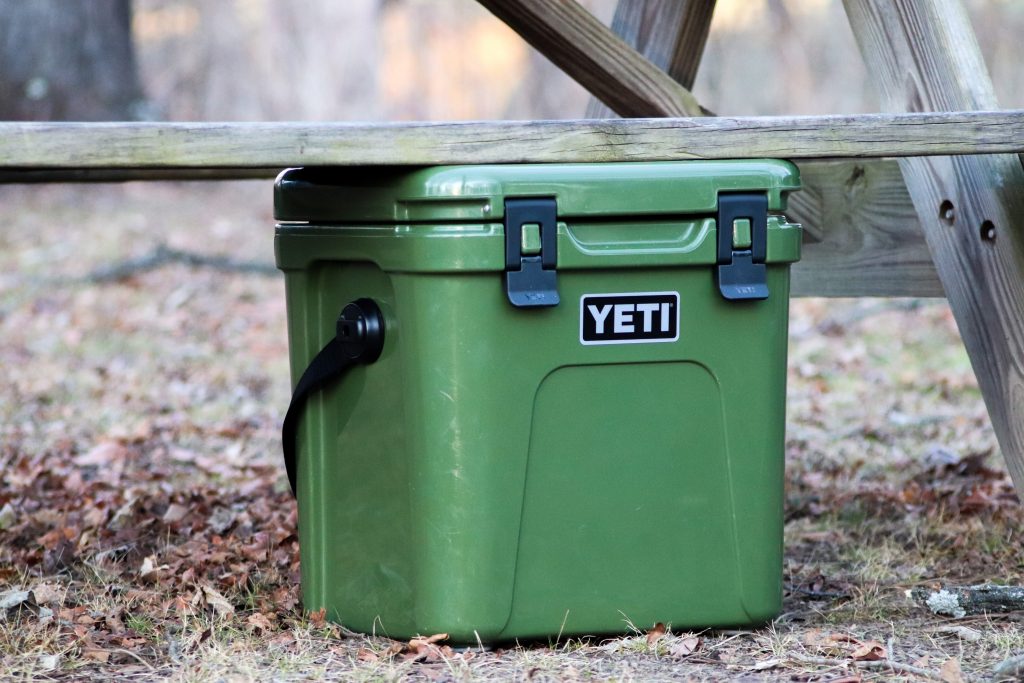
{"left": 274, "top": 161, "right": 802, "bottom": 642}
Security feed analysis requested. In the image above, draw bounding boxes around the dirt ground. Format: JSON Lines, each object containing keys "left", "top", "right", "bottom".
{"left": 1, "top": 182, "right": 1022, "bottom": 682}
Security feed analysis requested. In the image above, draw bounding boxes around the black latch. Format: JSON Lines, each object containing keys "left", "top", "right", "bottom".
{"left": 716, "top": 192, "right": 770, "bottom": 301}
{"left": 504, "top": 197, "right": 559, "bottom": 307}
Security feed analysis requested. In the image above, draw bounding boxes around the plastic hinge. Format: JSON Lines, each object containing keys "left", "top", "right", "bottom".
{"left": 716, "top": 192, "right": 769, "bottom": 301}
{"left": 504, "top": 197, "right": 559, "bottom": 308}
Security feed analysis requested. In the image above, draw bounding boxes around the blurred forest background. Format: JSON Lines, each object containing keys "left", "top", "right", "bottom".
{"left": 2, "top": 0, "right": 1024, "bottom": 124}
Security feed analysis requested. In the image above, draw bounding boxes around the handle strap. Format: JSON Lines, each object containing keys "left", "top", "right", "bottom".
{"left": 282, "top": 299, "right": 385, "bottom": 495}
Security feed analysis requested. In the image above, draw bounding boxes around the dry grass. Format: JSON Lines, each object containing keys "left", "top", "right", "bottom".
{"left": 2, "top": 182, "right": 1024, "bottom": 681}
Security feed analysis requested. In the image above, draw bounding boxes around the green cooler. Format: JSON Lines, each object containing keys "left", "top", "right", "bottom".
{"left": 274, "top": 161, "right": 801, "bottom": 642}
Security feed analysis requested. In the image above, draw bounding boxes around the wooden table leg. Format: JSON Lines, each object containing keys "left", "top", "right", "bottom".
{"left": 845, "top": 0, "right": 1024, "bottom": 489}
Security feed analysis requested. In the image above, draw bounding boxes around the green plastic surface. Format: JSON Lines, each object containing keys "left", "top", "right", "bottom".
{"left": 521, "top": 223, "right": 542, "bottom": 256}
{"left": 274, "top": 160, "right": 800, "bottom": 223}
{"left": 733, "top": 218, "right": 753, "bottom": 249}
{"left": 275, "top": 161, "right": 800, "bottom": 642}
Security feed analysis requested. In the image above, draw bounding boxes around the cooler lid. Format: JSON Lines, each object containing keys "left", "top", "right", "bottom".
{"left": 274, "top": 161, "right": 800, "bottom": 223}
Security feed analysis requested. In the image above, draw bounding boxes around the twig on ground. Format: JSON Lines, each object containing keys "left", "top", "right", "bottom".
{"left": 927, "top": 625, "right": 983, "bottom": 642}
{"left": 785, "top": 584, "right": 848, "bottom": 600}
{"left": 111, "top": 648, "right": 156, "bottom": 670}
{"left": 790, "top": 299, "right": 943, "bottom": 341}
{"left": 787, "top": 652, "right": 949, "bottom": 681}
{"left": 823, "top": 299, "right": 940, "bottom": 330}
{"left": 857, "top": 659, "right": 957, "bottom": 681}
{"left": 80, "top": 243, "right": 278, "bottom": 283}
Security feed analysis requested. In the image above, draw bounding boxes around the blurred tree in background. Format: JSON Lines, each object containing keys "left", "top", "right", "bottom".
{"left": 0, "top": 0, "right": 146, "bottom": 120}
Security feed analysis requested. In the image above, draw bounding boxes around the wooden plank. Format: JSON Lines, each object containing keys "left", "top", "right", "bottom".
{"left": 844, "top": 0, "right": 1024, "bottom": 488}
{"left": 789, "top": 159, "right": 939, "bottom": 297}
{"left": 1, "top": 112, "right": 1024, "bottom": 171}
{"left": 0, "top": 168, "right": 278, "bottom": 183}
{"left": 475, "top": 0, "right": 706, "bottom": 117}
{"left": 661, "top": 0, "right": 716, "bottom": 91}
{"left": 585, "top": 0, "right": 716, "bottom": 118}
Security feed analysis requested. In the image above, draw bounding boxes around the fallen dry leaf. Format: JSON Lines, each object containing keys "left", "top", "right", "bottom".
{"left": 208, "top": 506, "right": 236, "bottom": 534}
{"left": 669, "top": 636, "right": 701, "bottom": 658}
{"left": 931, "top": 625, "right": 983, "bottom": 642}
{"left": 73, "top": 441, "right": 128, "bottom": 467}
{"left": 81, "top": 648, "right": 110, "bottom": 663}
{"left": 646, "top": 622, "right": 666, "bottom": 646}
{"left": 105, "top": 609, "right": 126, "bottom": 633}
{"left": 940, "top": 657, "right": 965, "bottom": 683}
{"left": 246, "top": 612, "right": 274, "bottom": 633}
{"left": 172, "top": 594, "right": 190, "bottom": 613}
{"left": 749, "top": 658, "right": 781, "bottom": 671}
{"left": 162, "top": 504, "right": 189, "bottom": 523}
{"left": 36, "top": 654, "right": 60, "bottom": 672}
{"left": 196, "top": 583, "right": 234, "bottom": 617}
{"left": 850, "top": 640, "right": 886, "bottom": 661}
{"left": 0, "top": 502, "right": 16, "bottom": 530}
{"left": 0, "top": 589, "right": 35, "bottom": 611}
{"left": 119, "top": 637, "right": 147, "bottom": 649}
{"left": 29, "top": 583, "right": 62, "bottom": 606}
{"left": 82, "top": 507, "right": 106, "bottom": 529}
{"left": 139, "top": 555, "right": 168, "bottom": 582}
{"left": 380, "top": 642, "right": 404, "bottom": 658}
{"left": 36, "top": 527, "right": 75, "bottom": 550}
{"left": 802, "top": 629, "right": 828, "bottom": 648}
{"left": 803, "top": 631, "right": 886, "bottom": 661}
{"left": 403, "top": 634, "right": 452, "bottom": 662}
{"left": 308, "top": 607, "right": 327, "bottom": 628}
{"left": 109, "top": 498, "right": 138, "bottom": 530}
{"left": 409, "top": 633, "right": 448, "bottom": 648}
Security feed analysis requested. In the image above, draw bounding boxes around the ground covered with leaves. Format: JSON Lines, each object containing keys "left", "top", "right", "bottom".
{"left": 2, "top": 182, "right": 1023, "bottom": 681}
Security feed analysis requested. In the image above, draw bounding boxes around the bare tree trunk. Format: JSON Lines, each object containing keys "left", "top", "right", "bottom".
{"left": 0, "top": 0, "right": 145, "bottom": 121}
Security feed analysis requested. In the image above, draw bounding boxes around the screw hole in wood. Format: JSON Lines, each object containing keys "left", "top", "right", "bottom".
{"left": 980, "top": 220, "right": 996, "bottom": 242}
{"left": 939, "top": 200, "right": 955, "bottom": 224}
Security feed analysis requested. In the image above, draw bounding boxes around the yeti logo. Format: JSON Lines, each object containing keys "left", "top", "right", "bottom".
{"left": 580, "top": 292, "right": 679, "bottom": 345}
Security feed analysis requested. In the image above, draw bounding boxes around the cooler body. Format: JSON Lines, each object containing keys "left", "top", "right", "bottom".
{"left": 274, "top": 161, "right": 802, "bottom": 642}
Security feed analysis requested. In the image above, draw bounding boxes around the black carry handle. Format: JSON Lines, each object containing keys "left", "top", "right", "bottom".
{"left": 282, "top": 298, "right": 385, "bottom": 496}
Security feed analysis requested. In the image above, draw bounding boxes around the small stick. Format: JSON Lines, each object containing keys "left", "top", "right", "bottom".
{"left": 909, "top": 585, "right": 1024, "bottom": 618}
{"left": 787, "top": 653, "right": 949, "bottom": 682}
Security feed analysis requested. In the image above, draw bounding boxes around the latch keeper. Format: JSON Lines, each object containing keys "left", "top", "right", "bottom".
{"left": 504, "top": 197, "right": 559, "bottom": 308}
{"left": 716, "top": 192, "right": 770, "bottom": 301}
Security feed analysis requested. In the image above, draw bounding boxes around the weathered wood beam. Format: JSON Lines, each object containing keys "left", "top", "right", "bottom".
{"left": 845, "top": 0, "right": 1024, "bottom": 489}
{"left": 585, "top": 0, "right": 716, "bottom": 118}
{"left": 789, "top": 159, "right": 939, "bottom": 297}
{"left": 1, "top": 112, "right": 1023, "bottom": 171}
{"left": 475, "top": 0, "right": 706, "bottom": 117}
{"left": 0, "top": 168, "right": 278, "bottom": 183}
{"left": 660, "top": 0, "right": 716, "bottom": 91}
